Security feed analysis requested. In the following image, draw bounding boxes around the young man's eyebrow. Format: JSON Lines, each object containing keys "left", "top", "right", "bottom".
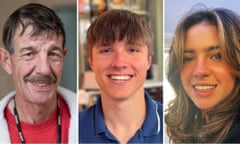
{"left": 127, "top": 41, "right": 144, "bottom": 46}
{"left": 96, "top": 42, "right": 113, "bottom": 47}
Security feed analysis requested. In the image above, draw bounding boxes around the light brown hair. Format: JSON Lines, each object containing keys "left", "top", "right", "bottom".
{"left": 86, "top": 9, "right": 153, "bottom": 59}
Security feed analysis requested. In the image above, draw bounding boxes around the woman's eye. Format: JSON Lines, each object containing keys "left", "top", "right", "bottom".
{"left": 183, "top": 57, "right": 193, "bottom": 63}
{"left": 211, "top": 53, "right": 222, "bottom": 60}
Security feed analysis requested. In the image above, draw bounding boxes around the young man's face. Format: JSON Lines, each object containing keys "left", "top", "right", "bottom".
{"left": 89, "top": 37, "right": 152, "bottom": 100}
{"left": 6, "top": 25, "right": 66, "bottom": 104}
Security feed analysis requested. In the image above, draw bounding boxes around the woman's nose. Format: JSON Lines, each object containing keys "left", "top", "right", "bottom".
{"left": 193, "top": 59, "right": 210, "bottom": 78}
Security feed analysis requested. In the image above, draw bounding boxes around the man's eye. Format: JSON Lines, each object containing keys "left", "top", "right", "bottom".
{"left": 99, "top": 48, "right": 112, "bottom": 54}
{"left": 23, "top": 52, "right": 34, "bottom": 56}
{"left": 49, "top": 52, "right": 63, "bottom": 61}
{"left": 128, "top": 48, "right": 139, "bottom": 53}
{"left": 21, "top": 52, "right": 35, "bottom": 60}
{"left": 49, "top": 52, "right": 60, "bottom": 57}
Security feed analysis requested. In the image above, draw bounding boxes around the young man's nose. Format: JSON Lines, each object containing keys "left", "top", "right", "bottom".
{"left": 111, "top": 51, "right": 128, "bottom": 69}
{"left": 193, "top": 59, "right": 210, "bottom": 78}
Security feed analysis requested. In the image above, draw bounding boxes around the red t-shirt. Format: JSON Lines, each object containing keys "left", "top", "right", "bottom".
{"left": 4, "top": 96, "right": 70, "bottom": 143}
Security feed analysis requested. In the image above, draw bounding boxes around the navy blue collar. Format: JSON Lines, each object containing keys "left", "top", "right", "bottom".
{"left": 94, "top": 98, "right": 106, "bottom": 135}
{"left": 141, "top": 92, "right": 161, "bottom": 136}
{"left": 94, "top": 91, "right": 161, "bottom": 137}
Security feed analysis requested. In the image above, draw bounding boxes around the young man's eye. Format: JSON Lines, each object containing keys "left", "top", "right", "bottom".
{"left": 128, "top": 48, "right": 139, "bottom": 53}
{"left": 211, "top": 53, "right": 222, "bottom": 60}
{"left": 99, "top": 48, "right": 112, "bottom": 54}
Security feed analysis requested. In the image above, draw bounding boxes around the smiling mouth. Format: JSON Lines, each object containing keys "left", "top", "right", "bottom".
{"left": 108, "top": 75, "right": 133, "bottom": 81}
{"left": 31, "top": 81, "right": 52, "bottom": 87}
{"left": 193, "top": 85, "right": 217, "bottom": 91}
{"left": 24, "top": 75, "right": 57, "bottom": 87}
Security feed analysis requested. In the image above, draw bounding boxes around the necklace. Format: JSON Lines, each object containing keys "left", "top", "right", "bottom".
{"left": 13, "top": 97, "right": 61, "bottom": 144}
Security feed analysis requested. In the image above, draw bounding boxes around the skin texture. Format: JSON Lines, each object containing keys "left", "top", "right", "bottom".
{"left": 89, "top": 37, "right": 151, "bottom": 101}
{"left": 0, "top": 25, "right": 67, "bottom": 123}
{"left": 88, "top": 37, "right": 151, "bottom": 142}
{"left": 180, "top": 22, "right": 236, "bottom": 112}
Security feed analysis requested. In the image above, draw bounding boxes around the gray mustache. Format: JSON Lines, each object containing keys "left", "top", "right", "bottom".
{"left": 24, "top": 75, "right": 57, "bottom": 84}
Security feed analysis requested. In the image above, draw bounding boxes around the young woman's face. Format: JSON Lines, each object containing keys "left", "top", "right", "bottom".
{"left": 180, "top": 22, "right": 236, "bottom": 111}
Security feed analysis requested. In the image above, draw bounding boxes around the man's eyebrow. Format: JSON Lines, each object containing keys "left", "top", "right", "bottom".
{"left": 126, "top": 38, "right": 144, "bottom": 45}
{"left": 19, "top": 47, "right": 34, "bottom": 53}
{"left": 50, "top": 46, "right": 63, "bottom": 51}
{"left": 127, "top": 42, "right": 144, "bottom": 47}
{"left": 19, "top": 45, "right": 63, "bottom": 53}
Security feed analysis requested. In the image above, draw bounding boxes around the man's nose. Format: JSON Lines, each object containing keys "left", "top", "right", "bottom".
{"left": 35, "top": 55, "right": 51, "bottom": 75}
{"left": 111, "top": 51, "right": 128, "bottom": 69}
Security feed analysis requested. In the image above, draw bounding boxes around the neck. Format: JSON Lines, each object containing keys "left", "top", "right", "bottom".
{"left": 101, "top": 89, "right": 146, "bottom": 143}
{"left": 8, "top": 96, "right": 57, "bottom": 124}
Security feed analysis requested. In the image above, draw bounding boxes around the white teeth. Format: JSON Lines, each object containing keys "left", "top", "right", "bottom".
{"left": 33, "top": 82, "right": 48, "bottom": 87}
{"left": 110, "top": 75, "right": 130, "bottom": 81}
{"left": 194, "top": 85, "right": 216, "bottom": 91}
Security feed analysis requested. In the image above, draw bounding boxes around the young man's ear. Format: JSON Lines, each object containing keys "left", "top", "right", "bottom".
{"left": 147, "top": 56, "right": 152, "bottom": 70}
{"left": 87, "top": 56, "right": 93, "bottom": 71}
{"left": 0, "top": 48, "right": 12, "bottom": 75}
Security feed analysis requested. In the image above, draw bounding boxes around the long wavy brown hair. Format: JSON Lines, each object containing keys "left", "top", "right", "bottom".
{"left": 165, "top": 8, "right": 240, "bottom": 143}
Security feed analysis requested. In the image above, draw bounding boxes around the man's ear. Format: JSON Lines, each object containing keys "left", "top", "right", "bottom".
{"left": 147, "top": 56, "right": 152, "bottom": 70}
{"left": 0, "top": 48, "right": 12, "bottom": 75}
{"left": 87, "top": 56, "right": 93, "bottom": 71}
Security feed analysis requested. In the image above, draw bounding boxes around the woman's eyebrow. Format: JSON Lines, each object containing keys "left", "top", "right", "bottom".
{"left": 183, "top": 49, "right": 194, "bottom": 54}
{"left": 206, "top": 45, "right": 220, "bottom": 52}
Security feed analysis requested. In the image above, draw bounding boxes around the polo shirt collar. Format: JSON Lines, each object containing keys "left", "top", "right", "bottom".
{"left": 95, "top": 99, "right": 106, "bottom": 135}
{"left": 94, "top": 91, "right": 161, "bottom": 137}
{"left": 141, "top": 91, "right": 161, "bottom": 136}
